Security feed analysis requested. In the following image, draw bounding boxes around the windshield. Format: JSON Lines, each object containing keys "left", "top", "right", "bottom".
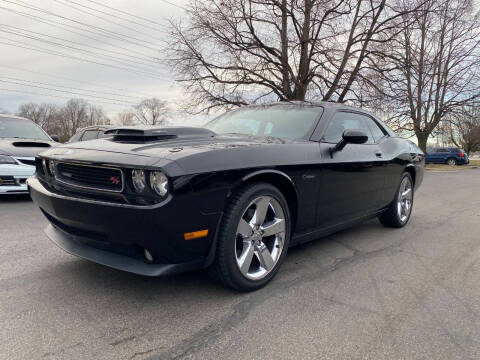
{"left": 205, "top": 105, "right": 321, "bottom": 140}
{"left": 0, "top": 117, "right": 51, "bottom": 140}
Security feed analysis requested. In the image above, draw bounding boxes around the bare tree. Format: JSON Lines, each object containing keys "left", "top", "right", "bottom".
{"left": 165, "top": 0, "right": 418, "bottom": 112}
{"left": 59, "top": 99, "right": 89, "bottom": 140}
{"left": 446, "top": 103, "right": 480, "bottom": 155}
{"left": 86, "top": 104, "right": 110, "bottom": 126}
{"left": 17, "top": 102, "right": 58, "bottom": 130}
{"left": 133, "top": 98, "right": 169, "bottom": 125}
{"left": 116, "top": 111, "right": 137, "bottom": 125}
{"left": 373, "top": 0, "right": 480, "bottom": 151}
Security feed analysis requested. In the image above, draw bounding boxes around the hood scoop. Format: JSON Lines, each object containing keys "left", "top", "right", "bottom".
{"left": 12, "top": 141, "right": 51, "bottom": 148}
{"left": 105, "top": 126, "right": 216, "bottom": 143}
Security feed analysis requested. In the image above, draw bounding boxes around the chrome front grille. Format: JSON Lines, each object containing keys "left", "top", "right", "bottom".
{"left": 55, "top": 162, "right": 123, "bottom": 192}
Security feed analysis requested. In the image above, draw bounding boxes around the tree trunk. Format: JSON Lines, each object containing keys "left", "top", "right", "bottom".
{"left": 416, "top": 132, "right": 429, "bottom": 153}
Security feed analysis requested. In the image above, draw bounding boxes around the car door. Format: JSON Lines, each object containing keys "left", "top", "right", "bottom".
{"left": 316, "top": 111, "right": 387, "bottom": 227}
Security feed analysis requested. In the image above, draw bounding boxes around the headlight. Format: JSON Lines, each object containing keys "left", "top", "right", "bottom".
{"left": 131, "top": 169, "right": 146, "bottom": 192}
{"left": 149, "top": 171, "right": 168, "bottom": 196}
{"left": 0, "top": 155, "right": 17, "bottom": 164}
{"left": 48, "top": 160, "right": 56, "bottom": 176}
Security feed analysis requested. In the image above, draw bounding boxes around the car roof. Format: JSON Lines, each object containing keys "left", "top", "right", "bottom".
{"left": 77, "top": 125, "right": 113, "bottom": 131}
{"left": 244, "top": 101, "right": 378, "bottom": 116}
{"left": 0, "top": 114, "right": 32, "bottom": 121}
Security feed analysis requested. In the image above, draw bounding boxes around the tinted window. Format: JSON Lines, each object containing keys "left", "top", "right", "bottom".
{"left": 0, "top": 117, "right": 51, "bottom": 140}
{"left": 205, "top": 106, "right": 321, "bottom": 140}
{"left": 436, "top": 148, "right": 449, "bottom": 153}
{"left": 363, "top": 116, "right": 386, "bottom": 142}
{"left": 68, "top": 131, "right": 82, "bottom": 143}
{"left": 98, "top": 130, "right": 109, "bottom": 138}
{"left": 322, "top": 112, "right": 374, "bottom": 144}
{"left": 81, "top": 130, "right": 98, "bottom": 141}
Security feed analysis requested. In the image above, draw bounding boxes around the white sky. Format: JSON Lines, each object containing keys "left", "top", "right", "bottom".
{"left": 0, "top": 0, "right": 189, "bottom": 118}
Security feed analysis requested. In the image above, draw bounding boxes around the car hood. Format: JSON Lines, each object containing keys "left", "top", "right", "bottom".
{"left": 0, "top": 138, "right": 56, "bottom": 157}
{"left": 39, "top": 131, "right": 314, "bottom": 176}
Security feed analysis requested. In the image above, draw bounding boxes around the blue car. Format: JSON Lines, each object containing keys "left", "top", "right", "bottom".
{"left": 425, "top": 147, "right": 469, "bottom": 165}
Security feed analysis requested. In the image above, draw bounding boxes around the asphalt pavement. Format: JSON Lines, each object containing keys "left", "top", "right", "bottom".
{"left": 1, "top": 169, "right": 480, "bottom": 360}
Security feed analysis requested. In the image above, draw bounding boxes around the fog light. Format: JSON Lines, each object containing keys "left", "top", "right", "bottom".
{"left": 144, "top": 248, "right": 153, "bottom": 262}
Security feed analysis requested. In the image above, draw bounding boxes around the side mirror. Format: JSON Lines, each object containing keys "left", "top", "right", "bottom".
{"left": 331, "top": 130, "right": 368, "bottom": 154}
{"left": 50, "top": 135, "right": 60, "bottom": 142}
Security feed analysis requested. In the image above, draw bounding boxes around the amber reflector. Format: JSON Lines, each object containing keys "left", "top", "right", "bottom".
{"left": 184, "top": 229, "right": 209, "bottom": 240}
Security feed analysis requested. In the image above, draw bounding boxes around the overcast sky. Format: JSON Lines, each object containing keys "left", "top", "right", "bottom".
{"left": 0, "top": 0, "right": 189, "bottom": 118}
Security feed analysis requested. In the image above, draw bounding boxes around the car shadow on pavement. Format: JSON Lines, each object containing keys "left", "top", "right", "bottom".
{"left": 47, "top": 217, "right": 395, "bottom": 301}
{"left": 0, "top": 194, "right": 31, "bottom": 202}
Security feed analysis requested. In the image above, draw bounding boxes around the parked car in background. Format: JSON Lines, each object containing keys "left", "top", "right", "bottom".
{"left": 68, "top": 125, "right": 113, "bottom": 143}
{"left": 425, "top": 147, "right": 469, "bottom": 165}
{"left": 0, "top": 114, "right": 57, "bottom": 194}
{"left": 29, "top": 102, "right": 424, "bottom": 291}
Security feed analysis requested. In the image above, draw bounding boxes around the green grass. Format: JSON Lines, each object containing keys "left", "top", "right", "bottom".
{"left": 425, "top": 159, "right": 480, "bottom": 171}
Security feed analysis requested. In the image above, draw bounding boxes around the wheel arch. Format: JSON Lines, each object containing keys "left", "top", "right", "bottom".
{"left": 404, "top": 164, "right": 416, "bottom": 185}
{"left": 203, "top": 169, "right": 299, "bottom": 269}
{"left": 405, "top": 164, "right": 417, "bottom": 186}
{"left": 233, "top": 170, "right": 299, "bottom": 233}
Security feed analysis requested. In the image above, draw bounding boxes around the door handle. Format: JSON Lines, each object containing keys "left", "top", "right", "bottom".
{"left": 375, "top": 151, "right": 383, "bottom": 158}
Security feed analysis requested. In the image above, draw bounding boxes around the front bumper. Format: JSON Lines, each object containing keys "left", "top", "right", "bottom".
{"left": 28, "top": 176, "right": 222, "bottom": 276}
{"left": 0, "top": 164, "right": 35, "bottom": 194}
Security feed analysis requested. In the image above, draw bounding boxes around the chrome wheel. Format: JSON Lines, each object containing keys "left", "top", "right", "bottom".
{"left": 397, "top": 176, "right": 413, "bottom": 223}
{"left": 235, "top": 196, "right": 286, "bottom": 280}
{"left": 447, "top": 158, "right": 456, "bottom": 166}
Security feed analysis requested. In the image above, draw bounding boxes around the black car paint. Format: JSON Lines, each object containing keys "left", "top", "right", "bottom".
{"left": 29, "top": 102, "right": 424, "bottom": 275}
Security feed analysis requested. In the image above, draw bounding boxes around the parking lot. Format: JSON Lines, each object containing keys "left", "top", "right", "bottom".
{"left": 1, "top": 169, "right": 480, "bottom": 360}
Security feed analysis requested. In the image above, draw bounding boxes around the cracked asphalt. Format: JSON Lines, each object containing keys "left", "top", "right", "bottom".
{"left": 1, "top": 169, "right": 480, "bottom": 360}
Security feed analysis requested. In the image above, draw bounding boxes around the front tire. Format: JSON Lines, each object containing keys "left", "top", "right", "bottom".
{"left": 210, "top": 183, "right": 291, "bottom": 291}
{"left": 379, "top": 172, "right": 414, "bottom": 228}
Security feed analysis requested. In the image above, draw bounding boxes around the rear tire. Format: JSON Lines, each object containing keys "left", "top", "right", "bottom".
{"left": 446, "top": 158, "right": 457, "bottom": 166}
{"left": 210, "top": 183, "right": 291, "bottom": 291}
{"left": 379, "top": 172, "right": 414, "bottom": 228}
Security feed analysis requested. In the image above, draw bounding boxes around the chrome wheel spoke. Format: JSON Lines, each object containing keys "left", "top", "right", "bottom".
{"left": 255, "top": 242, "right": 274, "bottom": 272}
{"left": 260, "top": 218, "right": 285, "bottom": 237}
{"left": 237, "top": 218, "right": 253, "bottom": 238}
{"left": 238, "top": 243, "right": 255, "bottom": 275}
{"left": 402, "top": 188, "right": 411, "bottom": 199}
{"left": 234, "top": 195, "right": 286, "bottom": 280}
{"left": 252, "top": 197, "right": 270, "bottom": 226}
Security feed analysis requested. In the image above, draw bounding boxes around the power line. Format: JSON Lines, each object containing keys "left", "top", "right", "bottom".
{"left": 3, "top": 0, "right": 162, "bottom": 48}
{"left": 0, "top": 79, "right": 138, "bottom": 104}
{"left": 53, "top": 0, "right": 165, "bottom": 41}
{"left": 0, "top": 26, "right": 162, "bottom": 72}
{"left": 0, "top": 24, "right": 160, "bottom": 65}
{"left": 0, "top": 38, "right": 168, "bottom": 79}
{"left": 0, "top": 87, "right": 134, "bottom": 108}
{"left": 56, "top": 0, "right": 165, "bottom": 33}
{"left": 0, "top": 76, "right": 146, "bottom": 100}
{"left": 0, "top": 64, "right": 160, "bottom": 98}
{"left": 83, "top": 0, "right": 165, "bottom": 26}
{"left": 0, "top": 5, "right": 161, "bottom": 55}
{"left": 158, "top": 0, "right": 188, "bottom": 11}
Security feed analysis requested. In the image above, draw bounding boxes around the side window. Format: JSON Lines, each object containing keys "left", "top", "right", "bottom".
{"left": 362, "top": 116, "right": 386, "bottom": 142}
{"left": 322, "top": 112, "right": 374, "bottom": 144}
{"left": 68, "top": 131, "right": 82, "bottom": 143}
{"left": 98, "top": 130, "right": 109, "bottom": 139}
{"left": 81, "top": 130, "right": 98, "bottom": 141}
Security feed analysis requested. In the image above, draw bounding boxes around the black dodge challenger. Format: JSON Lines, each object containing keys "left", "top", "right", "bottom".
{"left": 29, "top": 102, "right": 424, "bottom": 291}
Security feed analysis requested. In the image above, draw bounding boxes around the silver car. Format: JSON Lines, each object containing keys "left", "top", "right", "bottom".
{"left": 0, "top": 114, "right": 57, "bottom": 194}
